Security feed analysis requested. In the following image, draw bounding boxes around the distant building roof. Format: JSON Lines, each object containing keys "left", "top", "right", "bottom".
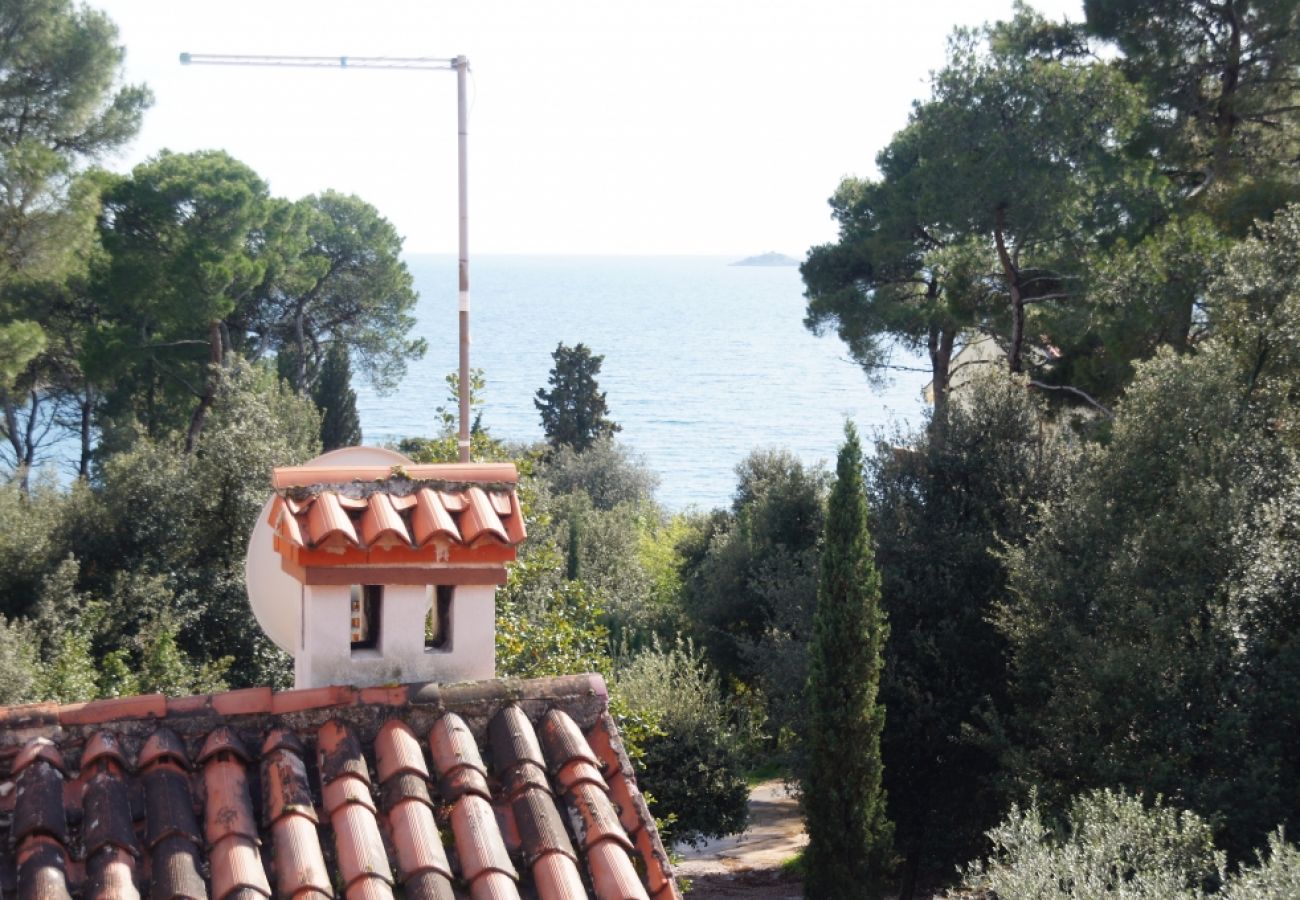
{"left": 0, "top": 674, "right": 678, "bottom": 900}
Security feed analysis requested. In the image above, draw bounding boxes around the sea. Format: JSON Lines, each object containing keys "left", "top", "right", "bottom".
{"left": 356, "top": 255, "right": 929, "bottom": 512}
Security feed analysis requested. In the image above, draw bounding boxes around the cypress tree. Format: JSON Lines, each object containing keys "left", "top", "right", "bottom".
{"left": 313, "top": 343, "right": 362, "bottom": 451}
{"left": 803, "top": 421, "right": 892, "bottom": 898}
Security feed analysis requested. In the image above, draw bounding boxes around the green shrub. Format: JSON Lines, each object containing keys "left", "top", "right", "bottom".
{"left": 613, "top": 637, "right": 751, "bottom": 847}
{"left": 963, "top": 789, "right": 1300, "bottom": 899}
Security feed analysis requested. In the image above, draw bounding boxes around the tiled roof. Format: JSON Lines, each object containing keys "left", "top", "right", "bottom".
{"left": 268, "top": 464, "right": 526, "bottom": 560}
{"left": 0, "top": 675, "right": 678, "bottom": 900}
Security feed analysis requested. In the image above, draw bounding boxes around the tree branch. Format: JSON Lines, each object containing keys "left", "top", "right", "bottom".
{"left": 1027, "top": 379, "right": 1113, "bottom": 418}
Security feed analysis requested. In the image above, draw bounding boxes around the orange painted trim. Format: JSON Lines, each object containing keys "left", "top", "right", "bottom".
{"left": 300, "top": 566, "right": 507, "bottom": 587}
{"left": 272, "top": 463, "right": 518, "bottom": 489}
{"left": 281, "top": 542, "right": 516, "bottom": 568}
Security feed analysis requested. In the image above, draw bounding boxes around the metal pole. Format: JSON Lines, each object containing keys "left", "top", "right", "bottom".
{"left": 456, "top": 56, "right": 471, "bottom": 463}
{"left": 179, "top": 51, "right": 470, "bottom": 455}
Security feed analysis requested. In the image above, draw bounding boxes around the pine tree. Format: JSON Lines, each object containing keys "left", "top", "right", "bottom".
{"left": 534, "top": 342, "right": 620, "bottom": 451}
{"left": 312, "top": 343, "right": 362, "bottom": 451}
{"left": 803, "top": 421, "right": 893, "bottom": 898}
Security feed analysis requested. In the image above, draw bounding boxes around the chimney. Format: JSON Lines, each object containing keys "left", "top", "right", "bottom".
{"left": 246, "top": 448, "right": 526, "bottom": 689}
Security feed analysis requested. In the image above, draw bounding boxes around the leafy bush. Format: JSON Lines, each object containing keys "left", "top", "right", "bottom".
{"left": 963, "top": 790, "right": 1300, "bottom": 899}
{"left": 537, "top": 438, "right": 659, "bottom": 511}
{"left": 613, "top": 637, "right": 751, "bottom": 847}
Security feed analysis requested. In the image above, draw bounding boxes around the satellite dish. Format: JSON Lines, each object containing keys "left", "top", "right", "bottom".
{"left": 245, "top": 446, "right": 414, "bottom": 652}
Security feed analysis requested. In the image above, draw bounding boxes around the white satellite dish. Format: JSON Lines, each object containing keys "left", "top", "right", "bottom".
{"left": 245, "top": 446, "right": 414, "bottom": 652}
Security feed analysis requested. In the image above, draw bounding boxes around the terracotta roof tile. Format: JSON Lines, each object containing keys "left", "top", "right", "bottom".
{"left": 269, "top": 465, "right": 526, "bottom": 565}
{"left": 0, "top": 676, "right": 680, "bottom": 900}
{"left": 16, "top": 835, "right": 71, "bottom": 899}
{"left": 85, "top": 844, "right": 138, "bottom": 899}
{"left": 149, "top": 834, "right": 206, "bottom": 899}
{"left": 83, "top": 772, "right": 138, "bottom": 857}
{"left": 82, "top": 731, "right": 130, "bottom": 772}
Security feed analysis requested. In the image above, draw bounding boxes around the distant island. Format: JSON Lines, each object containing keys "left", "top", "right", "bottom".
{"left": 732, "top": 251, "right": 799, "bottom": 267}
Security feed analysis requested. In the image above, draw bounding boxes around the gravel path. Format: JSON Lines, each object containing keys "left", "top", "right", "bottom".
{"left": 673, "top": 780, "right": 806, "bottom": 898}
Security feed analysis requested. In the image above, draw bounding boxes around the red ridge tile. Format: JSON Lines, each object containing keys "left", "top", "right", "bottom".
{"left": 317, "top": 720, "right": 371, "bottom": 783}
{"left": 345, "top": 876, "right": 396, "bottom": 900}
{"left": 148, "top": 834, "right": 206, "bottom": 899}
{"left": 202, "top": 759, "right": 259, "bottom": 844}
{"left": 307, "top": 492, "right": 360, "bottom": 550}
{"left": 85, "top": 844, "right": 138, "bottom": 900}
{"left": 329, "top": 803, "right": 393, "bottom": 888}
{"left": 502, "top": 492, "right": 527, "bottom": 546}
{"left": 607, "top": 773, "right": 645, "bottom": 836}
{"left": 428, "top": 714, "right": 490, "bottom": 801}
{"left": 459, "top": 487, "right": 509, "bottom": 546}
{"left": 531, "top": 852, "right": 589, "bottom": 900}
{"left": 141, "top": 765, "right": 201, "bottom": 849}
{"left": 634, "top": 828, "right": 672, "bottom": 895}
{"left": 361, "top": 492, "right": 411, "bottom": 550}
{"left": 488, "top": 491, "right": 513, "bottom": 516}
{"left": 450, "top": 794, "right": 518, "bottom": 887}
{"left": 139, "top": 728, "right": 190, "bottom": 771}
{"left": 323, "top": 774, "right": 378, "bottom": 817}
{"left": 83, "top": 771, "right": 138, "bottom": 857}
{"left": 488, "top": 707, "right": 546, "bottom": 773}
{"left": 262, "top": 740, "right": 318, "bottom": 825}
{"left": 584, "top": 716, "right": 623, "bottom": 778}
{"left": 260, "top": 727, "right": 305, "bottom": 758}
{"left": 375, "top": 720, "right": 430, "bottom": 783}
{"left": 15, "top": 835, "right": 70, "bottom": 900}
{"left": 411, "top": 488, "right": 461, "bottom": 547}
{"left": 83, "top": 731, "right": 131, "bottom": 773}
{"left": 437, "top": 489, "right": 467, "bottom": 512}
{"left": 209, "top": 834, "right": 272, "bottom": 899}
{"left": 586, "top": 840, "right": 650, "bottom": 900}
{"left": 197, "top": 726, "right": 252, "bottom": 766}
{"left": 386, "top": 798, "right": 453, "bottom": 881}
{"left": 212, "top": 687, "right": 274, "bottom": 717}
{"left": 400, "top": 870, "right": 456, "bottom": 900}
{"left": 539, "top": 710, "right": 601, "bottom": 775}
{"left": 566, "top": 782, "right": 634, "bottom": 853}
{"left": 555, "top": 759, "right": 607, "bottom": 795}
{"left": 511, "top": 788, "right": 577, "bottom": 866}
{"left": 267, "top": 813, "right": 332, "bottom": 898}
{"left": 59, "top": 694, "right": 166, "bottom": 727}
{"left": 13, "top": 756, "right": 67, "bottom": 844}
{"left": 11, "top": 736, "right": 66, "bottom": 777}
{"left": 273, "top": 463, "right": 519, "bottom": 489}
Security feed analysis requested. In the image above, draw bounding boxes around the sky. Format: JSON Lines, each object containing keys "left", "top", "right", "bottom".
{"left": 92, "top": 0, "right": 1082, "bottom": 256}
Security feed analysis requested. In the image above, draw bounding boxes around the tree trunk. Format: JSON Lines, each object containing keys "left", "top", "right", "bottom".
{"left": 184, "top": 320, "right": 222, "bottom": 454}
{"left": 898, "top": 849, "right": 921, "bottom": 900}
{"left": 77, "top": 382, "right": 94, "bottom": 479}
{"left": 1211, "top": 1, "right": 1242, "bottom": 187}
{"left": 927, "top": 324, "right": 956, "bottom": 450}
{"left": 994, "top": 206, "right": 1025, "bottom": 373}
{"left": 294, "top": 306, "right": 308, "bottom": 394}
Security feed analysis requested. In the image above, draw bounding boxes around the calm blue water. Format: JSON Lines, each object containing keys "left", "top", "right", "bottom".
{"left": 356, "top": 255, "right": 929, "bottom": 511}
